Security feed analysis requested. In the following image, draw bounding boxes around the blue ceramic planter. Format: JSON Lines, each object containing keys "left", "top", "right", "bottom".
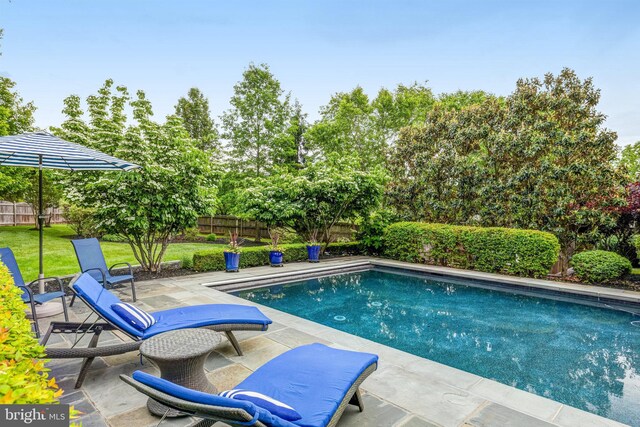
{"left": 224, "top": 251, "right": 240, "bottom": 272}
{"left": 306, "top": 245, "right": 321, "bottom": 263}
{"left": 269, "top": 250, "right": 284, "bottom": 267}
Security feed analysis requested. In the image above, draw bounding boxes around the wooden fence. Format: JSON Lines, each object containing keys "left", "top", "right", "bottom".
{"left": 197, "top": 215, "right": 356, "bottom": 242}
{"left": 0, "top": 202, "right": 65, "bottom": 226}
{"left": 0, "top": 205, "right": 357, "bottom": 241}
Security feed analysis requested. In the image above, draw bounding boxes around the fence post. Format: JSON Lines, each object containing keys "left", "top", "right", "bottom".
{"left": 13, "top": 202, "right": 16, "bottom": 226}
{"left": 210, "top": 216, "right": 213, "bottom": 234}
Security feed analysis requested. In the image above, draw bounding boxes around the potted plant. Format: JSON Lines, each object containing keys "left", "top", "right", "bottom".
{"left": 224, "top": 231, "right": 241, "bottom": 272}
{"left": 268, "top": 229, "right": 284, "bottom": 267}
{"left": 306, "top": 230, "right": 322, "bottom": 263}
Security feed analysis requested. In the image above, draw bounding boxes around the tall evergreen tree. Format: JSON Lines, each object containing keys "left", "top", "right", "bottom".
{"left": 175, "top": 87, "right": 218, "bottom": 151}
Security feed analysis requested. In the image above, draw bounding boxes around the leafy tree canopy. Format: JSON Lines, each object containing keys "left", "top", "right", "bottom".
{"left": 0, "top": 46, "right": 40, "bottom": 202}
{"left": 388, "top": 68, "right": 623, "bottom": 266}
{"left": 175, "top": 87, "right": 219, "bottom": 152}
{"left": 221, "top": 63, "right": 293, "bottom": 177}
{"left": 619, "top": 141, "right": 640, "bottom": 181}
{"left": 54, "top": 79, "right": 217, "bottom": 271}
{"left": 235, "top": 155, "right": 386, "bottom": 248}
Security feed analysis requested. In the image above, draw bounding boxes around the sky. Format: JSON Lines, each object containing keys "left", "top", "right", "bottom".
{"left": 0, "top": 0, "right": 639, "bottom": 146}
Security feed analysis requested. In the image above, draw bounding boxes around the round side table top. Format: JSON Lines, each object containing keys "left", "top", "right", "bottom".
{"left": 140, "top": 329, "right": 221, "bottom": 361}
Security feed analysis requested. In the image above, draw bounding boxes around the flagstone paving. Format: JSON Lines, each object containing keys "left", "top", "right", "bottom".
{"left": 40, "top": 258, "right": 630, "bottom": 427}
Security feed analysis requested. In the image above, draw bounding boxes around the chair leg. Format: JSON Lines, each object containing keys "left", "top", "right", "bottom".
{"left": 75, "top": 329, "right": 102, "bottom": 389}
{"left": 69, "top": 293, "right": 76, "bottom": 307}
{"left": 130, "top": 279, "right": 137, "bottom": 302}
{"left": 29, "top": 301, "right": 41, "bottom": 338}
{"left": 349, "top": 388, "right": 365, "bottom": 412}
{"left": 224, "top": 331, "right": 243, "bottom": 356}
{"left": 60, "top": 295, "right": 69, "bottom": 322}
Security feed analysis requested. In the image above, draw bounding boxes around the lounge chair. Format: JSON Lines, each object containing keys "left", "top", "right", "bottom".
{"left": 121, "top": 343, "right": 378, "bottom": 427}
{"left": 0, "top": 247, "right": 68, "bottom": 337}
{"left": 70, "top": 237, "right": 136, "bottom": 305}
{"left": 70, "top": 272, "right": 271, "bottom": 353}
{"left": 44, "top": 272, "right": 272, "bottom": 388}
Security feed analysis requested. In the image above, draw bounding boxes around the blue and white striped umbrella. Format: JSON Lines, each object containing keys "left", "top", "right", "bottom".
{"left": 0, "top": 131, "right": 140, "bottom": 171}
{"left": 0, "top": 131, "right": 140, "bottom": 288}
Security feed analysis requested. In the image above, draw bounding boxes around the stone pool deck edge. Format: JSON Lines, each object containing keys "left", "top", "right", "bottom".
{"left": 198, "top": 256, "right": 633, "bottom": 427}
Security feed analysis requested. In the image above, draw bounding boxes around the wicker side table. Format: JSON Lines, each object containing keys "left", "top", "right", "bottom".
{"left": 140, "top": 329, "right": 221, "bottom": 417}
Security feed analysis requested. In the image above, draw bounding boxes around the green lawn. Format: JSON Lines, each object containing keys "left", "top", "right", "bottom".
{"left": 0, "top": 225, "right": 224, "bottom": 279}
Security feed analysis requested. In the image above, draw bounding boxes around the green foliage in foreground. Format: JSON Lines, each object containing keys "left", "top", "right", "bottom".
{"left": 383, "top": 222, "right": 560, "bottom": 278}
{"left": 571, "top": 250, "right": 632, "bottom": 283}
{"left": 0, "top": 263, "right": 61, "bottom": 403}
{"left": 193, "top": 242, "right": 361, "bottom": 272}
{"left": 0, "top": 225, "right": 222, "bottom": 279}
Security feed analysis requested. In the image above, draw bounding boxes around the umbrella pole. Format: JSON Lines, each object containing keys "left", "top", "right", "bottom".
{"left": 38, "top": 155, "right": 45, "bottom": 294}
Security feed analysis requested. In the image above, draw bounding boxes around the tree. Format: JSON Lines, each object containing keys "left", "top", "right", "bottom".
{"left": 55, "top": 80, "right": 217, "bottom": 271}
{"left": 387, "top": 102, "right": 492, "bottom": 223}
{"left": 0, "top": 61, "right": 38, "bottom": 201}
{"left": 387, "top": 69, "right": 623, "bottom": 270}
{"left": 174, "top": 87, "right": 218, "bottom": 151}
{"left": 235, "top": 155, "right": 385, "bottom": 249}
{"left": 619, "top": 141, "right": 640, "bottom": 181}
{"left": 24, "top": 170, "right": 63, "bottom": 228}
{"left": 306, "top": 83, "right": 437, "bottom": 169}
{"left": 286, "top": 99, "right": 308, "bottom": 167}
{"left": 221, "top": 63, "right": 293, "bottom": 176}
{"left": 305, "top": 87, "right": 377, "bottom": 168}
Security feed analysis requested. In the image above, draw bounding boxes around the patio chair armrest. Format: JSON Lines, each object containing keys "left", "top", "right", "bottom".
{"left": 109, "top": 262, "right": 133, "bottom": 276}
{"left": 17, "top": 284, "right": 34, "bottom": 300}
{"left": 82, "top": 267, "right": 107, "bottom": 286}
{"left": 27, "top": 276, "right": 66, "bottom": 294}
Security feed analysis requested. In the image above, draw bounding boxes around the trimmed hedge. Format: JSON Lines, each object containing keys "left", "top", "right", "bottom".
{"left": 382, "top": 222, "right": 560, "bottom": 278}
{"left": 193, "top": 242, "right": 362, "bottom": 272}
{"left": 570, "top": 250, "right": 632, "bottom": 283}
{"left": 0, "top": 263, "right": 62, "bottom": 403}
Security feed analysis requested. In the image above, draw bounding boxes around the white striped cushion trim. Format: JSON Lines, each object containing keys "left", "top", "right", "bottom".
{"left": 112, "top": 303, "right": 156, "bottom": 330}
{"left": 219, "top": 389, "right": 296, "bottom": 410}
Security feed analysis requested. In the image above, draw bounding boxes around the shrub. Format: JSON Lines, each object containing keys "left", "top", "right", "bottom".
{"left": 205, "top": 233, "right": 217, "bottom": 242}
{"left": 0, "top": 262, "right": 62, "bottom": 403}
{"left": 278, "top": 228, "right": 304, "bottom": 244}
{"left": 63, "top": 204, "right": 101, "bottom": 238}
{"left": 180, "top": 254, "right": 194, "bottom": 269}
{"left": 382, "top": 222, "right": 560, "bottom": 278}
{"left": 357, "top": 209, "right": 401, "bottom": 255}
{"left": 193, "top": 242, "right": 361, "bottom": 271}
{"left": 183, "top": 227, "right": 202, "bottom": 241}
{"left": 570, "top": 250, "right": 632, "bottom": 283}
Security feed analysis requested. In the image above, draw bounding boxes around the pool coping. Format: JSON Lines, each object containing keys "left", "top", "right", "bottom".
{"left": 206, "top": 256, "right": 640, "bottom": 307}
{"left": 199, "top": 257, "right": 635, "bottom": 427}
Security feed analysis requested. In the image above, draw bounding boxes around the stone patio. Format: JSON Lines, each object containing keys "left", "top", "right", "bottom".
{"left": 40, "top": 257, "right": 632, "bottom": 427}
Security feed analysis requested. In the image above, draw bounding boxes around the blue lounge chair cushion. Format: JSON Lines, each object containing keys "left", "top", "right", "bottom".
{"left": 143, "top": 304, "right": 271, "bottom": 338}
{"left": 72, "top": 273, "right": 272, "bottom": 339}
{"left": 72, "top": 273, "right": 143, "bottom": 337}
{"left": 111, "top": 303, "right": 157, "bottom": 331}
{"left": 132, "top": 371, "right": 297, "bottom": 427}
{"left": 219, "top": 389, "right": 302, "bottom": 421}
{"left": 237, "top": 343, "right": 378, "bottom": 427}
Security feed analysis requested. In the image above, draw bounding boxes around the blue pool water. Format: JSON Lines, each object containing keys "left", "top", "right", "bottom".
{"left": 238, "top": 269, "right": 640, "bottom": 426}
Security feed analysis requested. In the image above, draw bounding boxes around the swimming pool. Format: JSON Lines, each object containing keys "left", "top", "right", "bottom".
{"left": 237, "top": 269, "right": 640, "bottom": 426}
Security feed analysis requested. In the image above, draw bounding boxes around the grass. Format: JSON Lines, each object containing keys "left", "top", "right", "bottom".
{"left": 0, "top": 225, "right": 225, "bottom": 279}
